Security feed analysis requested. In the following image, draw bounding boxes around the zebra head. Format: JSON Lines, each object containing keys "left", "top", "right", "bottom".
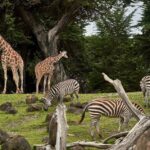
{"left": 42, "top": 96, "right": 52, "bottom": 111}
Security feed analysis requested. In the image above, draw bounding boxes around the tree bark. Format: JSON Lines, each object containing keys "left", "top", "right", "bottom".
{"left": 103, "top": 131, "right": 128, "bottom": 144}
{"left": 55, "top": 104, "right": 68, "bottom": 150}
{"left": 16, "top": 4, "right": 80, "bottom": 83}
{"left": 67, "top": 141, "right": 112, "bottom": 149}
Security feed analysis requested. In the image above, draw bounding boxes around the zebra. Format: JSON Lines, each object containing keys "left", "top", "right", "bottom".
{"left": 140, "top": 75, "right": 150, "bottom": 107}
{"left": 79, "top": 98, "right": 144, "bottom": 138}
{"left": 42, "top": 79, "right": 80, "bottom": 110}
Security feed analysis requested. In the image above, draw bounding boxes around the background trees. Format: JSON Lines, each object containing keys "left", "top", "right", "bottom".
{"left": 0, "top": 0, "right": 149, "bottom": 93}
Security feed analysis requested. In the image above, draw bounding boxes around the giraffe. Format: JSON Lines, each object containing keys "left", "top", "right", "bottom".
{"left": 35, "top": 51, "right": 68, "bottom": 94}
{"left": 0, "top": 35, "right": 24, "bottom": 94}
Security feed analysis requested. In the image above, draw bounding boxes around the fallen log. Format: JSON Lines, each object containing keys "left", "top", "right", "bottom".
{"left": 67, "top": 141, "right": 112, "bottom": 149}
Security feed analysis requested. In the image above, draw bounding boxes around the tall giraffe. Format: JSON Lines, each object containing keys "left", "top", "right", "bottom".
{"left": 35, "top": 51, "right": 68, "bottom": 94}
{"left": 0, "top": 35, "right": 24, "bottom": 93}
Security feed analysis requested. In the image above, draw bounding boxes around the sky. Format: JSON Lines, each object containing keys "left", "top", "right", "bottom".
{"left": 85, "top": 1, "right": 143, "bottom": 36}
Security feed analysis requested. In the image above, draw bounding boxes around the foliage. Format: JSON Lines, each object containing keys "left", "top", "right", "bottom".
{"left": 0, "top": 0, "right": 149, "bottom": 93}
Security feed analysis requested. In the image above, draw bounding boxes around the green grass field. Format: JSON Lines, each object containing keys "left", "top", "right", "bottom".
{"left": 0, "top": 92, "right": 149, "bottom": 149}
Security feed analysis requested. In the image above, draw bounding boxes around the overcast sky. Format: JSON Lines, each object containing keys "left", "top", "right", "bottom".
{"left": 85, "top": 1, "right": 143, "bottom": 36}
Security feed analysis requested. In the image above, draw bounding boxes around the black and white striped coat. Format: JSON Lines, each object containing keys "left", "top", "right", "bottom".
{"left": 140, "top": 75, "right": 150, "bottom": 107}
{"left": 43, "top": 79, "right": 80, "bottom": 110}
{"left": 79, "top": 98, "right": 144, "bottom": 138}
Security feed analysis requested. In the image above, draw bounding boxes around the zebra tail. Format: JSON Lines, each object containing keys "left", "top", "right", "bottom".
{"left": 78, "top": 104, "right": 89, "bottom": 124}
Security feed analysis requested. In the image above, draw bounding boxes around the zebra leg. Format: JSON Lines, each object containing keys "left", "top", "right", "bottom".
{"left": 118, "top": 117, "right": 124, "bottom": 132}
{"left": 70, "top": 94, "right": 74, "bottom": 104}
{"left": 90, "top": 118, "right": 101, "bottom": 139}
{"left": 145, "top": 91, "right": 148, "bottom": 107}
{"left": 74, "top": 91, "right": 79, "bottom": 103}
{"left": 59, "top": 95, "right": 64, "bottom": 104}
{"left": 122, "top": 117, "right": 129, "bottom": 131}
{"left": 90, "top": 121, "right": 96, "bottom": 140}
{"left": 95, "top": 118, "right": 102, "bottom": 138}
{"left": 147, "top": 91, "right": 150, "bottom": 107}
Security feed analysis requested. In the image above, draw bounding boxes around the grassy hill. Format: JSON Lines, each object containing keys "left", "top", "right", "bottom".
{"left": 0, "top": 92, "right": 149, "bottom": 149}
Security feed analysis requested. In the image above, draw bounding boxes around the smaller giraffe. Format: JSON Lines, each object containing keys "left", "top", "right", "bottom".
{"left": 0, "top": 35, "right": 24, "bottom": 93}
{"left": 35, "top": 51, "right": 68, "bottom": 94}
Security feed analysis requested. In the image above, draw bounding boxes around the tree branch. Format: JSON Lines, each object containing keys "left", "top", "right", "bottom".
{"left": 102, "top": 73, "right": 144, "bottom": 120}
{"left": 103, "top": 131, "right": 128, "bottom": 144}
{"left": 16, "top": 6, "right": 48, "bottom": 55}
{"left": 48, "top": 4, "right": 80, "bottom": 41}
{"left": 67, "top": 141, "right": 112, "bottom": 149}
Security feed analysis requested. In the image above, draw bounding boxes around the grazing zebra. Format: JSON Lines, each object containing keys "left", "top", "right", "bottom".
{"left": 42, "top": 79, "right": 80, "bottom": 110}
{"left": 79, "top": 98, "right": 144, "bottom": 138}
{"left": 140, "top": 75, "right": 150, "bottom": 107}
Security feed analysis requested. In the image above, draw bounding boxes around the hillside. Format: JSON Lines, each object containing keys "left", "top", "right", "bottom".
{"left": 0, "top": 92, "right": 149, "bottom": 149}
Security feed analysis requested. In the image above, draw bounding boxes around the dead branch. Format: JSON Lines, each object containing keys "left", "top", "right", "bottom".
{"left": 102, "top": 73, "right": 144, "bottom": 120}
{"left": 103, "top": 131, "right": 128, "bottom": 144}
{"left": 102, "top": 73, "right": 150, "bottom": 150}
{"left": 67, "top": 141, "right": 112, "bottom": 149}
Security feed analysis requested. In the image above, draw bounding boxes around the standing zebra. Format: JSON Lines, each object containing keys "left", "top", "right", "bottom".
{"left": 42, "top": 79, "right": 80, "bottom": 110}
{"left": 140, "top": 75, "right": 150, "bottom": 107}
{"left": 79, "top": 98, "right": 144, "bottom": 138}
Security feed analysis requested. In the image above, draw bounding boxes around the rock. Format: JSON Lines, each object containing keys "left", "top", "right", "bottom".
{"left": 6, "top": 107, "right": 17, "bottom": 114}
{"left": 26, "top": 104, "right": 43, "bottom": 112}
{"left": 0, "top": 129, "right": 31, "bottom": 150}
{"left": 67, "top": 106, "right": 83, "bottom": 115}
{"left": 25, "top": 95, "right": 38, "bottom": 104}
{"left": 0, "top": 102, "right": 12, "bottom": 111}
{"left": 0, "top": 129, "right": 9, "bottom": 145}
{"left": 1, "top": 135, "right": 31, "bottom": 150}
{"left": 0, "top": 102, "right": 17, "bottom": 114}
{"left": 70, "top": 102, "right": 88, "bottom": 109}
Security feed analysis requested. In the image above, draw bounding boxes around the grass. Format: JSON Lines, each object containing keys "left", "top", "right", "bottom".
{"left": 0, "top": 92, "right": 149, "bottom": 149}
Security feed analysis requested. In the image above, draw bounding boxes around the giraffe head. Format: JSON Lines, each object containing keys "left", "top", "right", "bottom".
{"left": 59, "top": 51, "right": 68, "bottom": 58}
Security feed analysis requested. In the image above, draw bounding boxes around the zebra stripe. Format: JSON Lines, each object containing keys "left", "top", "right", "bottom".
{"left": 140, "top": 75, "right": 150, "bottom": 107}
{"left": 43, "top": 79, "right": 80, "bottom": 110}
{"left": 79, "top": 99, "right": 144, "bottom": 138}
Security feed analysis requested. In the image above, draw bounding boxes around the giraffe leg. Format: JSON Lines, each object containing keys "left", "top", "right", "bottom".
{"left": 36, "top": 76, "right": 42, "bottom": 94}
{"left": 19, "top": 66, "right": 24, "bottom": 93}
{"left": 12, "top": 68, "right": 20, "bottom": 93}
{"left": 43, "top": 75, "right": 48, "bottom": 94}
{"left": 2, "top": 65, "right": 7, "bottom": 94}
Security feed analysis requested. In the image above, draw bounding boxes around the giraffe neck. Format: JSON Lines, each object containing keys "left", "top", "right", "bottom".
{"left": 51, "top": 53, "right": 63, "bottom": 63}
{"left": 0, "top": 35, "right": 12, "bottom": 54}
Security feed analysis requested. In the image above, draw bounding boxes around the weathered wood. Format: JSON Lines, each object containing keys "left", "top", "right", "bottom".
{"left": 55, "top": 104, "right": 68, "bottom": 150}
{"left": 33, "top": 144, "right": 52, "bottom": 150}
{"left": 103, "top": 131, "right": 128, "bottom": 144}
{"left": 102, "top": 73, "right": 144, "bottom": 120}
{"left": 102, "top": 73, "right": 150, "bottom": 150}
{"left": 67, "top": 141, "right": 112, "bottom": 149}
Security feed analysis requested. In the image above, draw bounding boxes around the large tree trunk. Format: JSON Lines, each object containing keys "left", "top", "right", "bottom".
{"left": 16, "top": 4, "right": 79, "bottom": 84}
